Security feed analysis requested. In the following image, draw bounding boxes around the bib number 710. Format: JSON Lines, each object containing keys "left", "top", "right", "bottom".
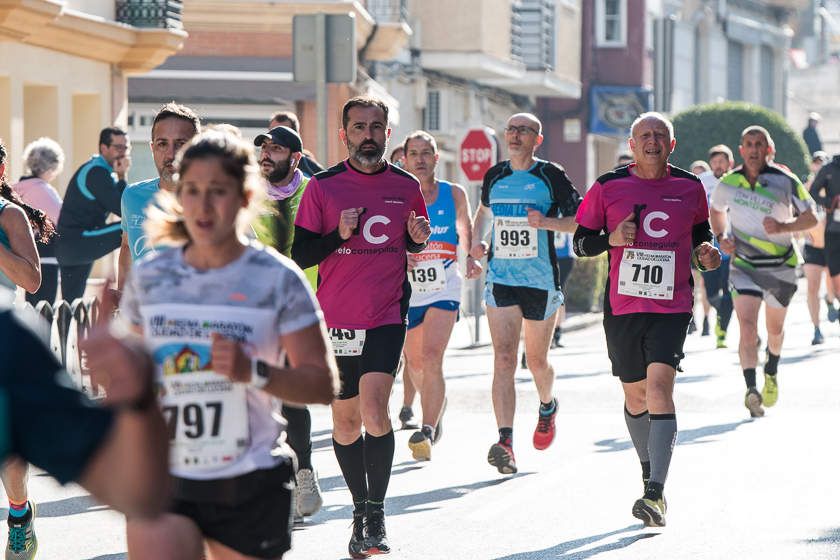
{"left": 162, "top": 401, "right": 223, "bottom": 441}
{"left": 630, "top": 264, "right": 663, "bottom": 285}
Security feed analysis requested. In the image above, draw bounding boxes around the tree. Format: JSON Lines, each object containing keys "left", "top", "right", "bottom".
{"left": 671, "top": 102, "right": 810, "bottom": 180}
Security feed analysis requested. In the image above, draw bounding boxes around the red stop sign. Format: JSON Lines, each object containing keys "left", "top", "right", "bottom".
{"left": 460, "top": 128, "right": 497, "bottom": 182}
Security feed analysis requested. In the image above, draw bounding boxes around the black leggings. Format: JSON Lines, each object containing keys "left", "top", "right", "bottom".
{"left": 55, "top": 228, "right": 122, "bottom": 302}
{"left": 282, "top": 404, "right": 313, "bottom": 471}
{"left": 26, "top": 240, "right": 59, "bottom": 305}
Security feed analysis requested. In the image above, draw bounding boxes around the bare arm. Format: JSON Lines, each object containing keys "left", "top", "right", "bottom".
{"left": 526, "top": 209, "right": 577, "bottom": 233}
{"left": 451, "top": 184, "right": 482, "bottom": 278}
{"left": 469, "top": 204, "right": 492, "bottom": 258}
{"left": 118, "top": 233, "right": 131, "bottom": 291}
{"left": 709, "top": 207, "right": 728, "bottom": 237}
{"left": 764, "top": 208, "right": 818, "bottom": 234}
{"left": 0, "top": 206, "right": 40, "bottom": 293}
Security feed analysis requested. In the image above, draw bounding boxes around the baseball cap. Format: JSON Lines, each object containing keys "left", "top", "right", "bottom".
{"left": 809, "top": 112, "right": 822, "bottom": 122}
{"left": 254, "top": 126, "right": 303, "bottom": 152}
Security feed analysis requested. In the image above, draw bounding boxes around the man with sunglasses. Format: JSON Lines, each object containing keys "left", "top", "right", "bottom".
{"left": 470, "top": 113, "right": 581, "bottom": 474}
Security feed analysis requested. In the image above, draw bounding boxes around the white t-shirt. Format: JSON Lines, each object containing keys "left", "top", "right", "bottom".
{"left": 121, "top": 240, "right": 321, "bottom": 480}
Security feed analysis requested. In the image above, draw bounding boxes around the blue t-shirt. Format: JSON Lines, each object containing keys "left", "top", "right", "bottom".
{"left": 121, "top": 178, "right": 160, "bottom": 261}
{"left": 481, "top": 159, "right": 581, "bottom": 291}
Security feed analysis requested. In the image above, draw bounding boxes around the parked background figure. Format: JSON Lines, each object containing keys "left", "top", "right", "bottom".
{"left": 12, "top": 137, "right": 65, "bottom": 304}
{"left": 803, "top": 112, "right": 823, "bottom": 156}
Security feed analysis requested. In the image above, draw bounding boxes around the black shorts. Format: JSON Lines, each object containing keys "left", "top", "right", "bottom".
{"left": 603, "top": 312, "right": 692, "bottom": 384}
{"left": 484, "top": 282, "right": 563, "bottom": 321}
{"left": 335, "top": 324, "right": 406, "bottom": 400}
{"left": 170, "top": 461, "right": 294, "bottom": 559}
{"left": 826, "top": 232, "right": 840, "bottom": 276}
{"left": 803, "top": 244, "right": 826, "bottom": 267}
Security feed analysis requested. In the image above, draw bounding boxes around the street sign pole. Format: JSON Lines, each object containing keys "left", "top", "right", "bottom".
{"left": 315, "top": 13, "right": 328, "bottom": 166}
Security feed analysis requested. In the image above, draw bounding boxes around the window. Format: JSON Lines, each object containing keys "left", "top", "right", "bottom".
{"left": 727, "top": 40, "right": 743, "bottom": 101}
{"left": 424, "top": 90, "right": 442, "bottom": 132}
{"left": 596, "top": 0, "right": 626, "bottom": 47}
{"left": 760, "top": 45, "right": 775, "bottom": 109}
{"left": 512, "top": 0, "right": 556, "bottom": 71}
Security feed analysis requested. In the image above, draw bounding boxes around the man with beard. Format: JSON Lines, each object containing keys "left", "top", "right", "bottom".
{"left": 711, "top": 126, "right": 817, "bottom": 418}
{"left": 252, "top": 124, "right": 324, "bottom": 521}
{"left": 697, "top": 144, "right": 735, "bottom": 348}
{"left": 269, "top": 110, "right": 325, "bottom": 177}
{"left": 292, "top": 96, "right": 431, "bottom": 558}
{"left": 118, "top": 103, "right": 200, "bottom": 288}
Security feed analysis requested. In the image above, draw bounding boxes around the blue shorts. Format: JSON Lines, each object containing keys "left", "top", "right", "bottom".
{"left": 484, "top": 282, "right": 563, "bottom": 321}
{"left": 407, "top": 300, "right": 460, "bottom": 330}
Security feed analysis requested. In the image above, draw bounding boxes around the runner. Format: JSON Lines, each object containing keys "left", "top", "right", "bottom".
{"left": 400, "top": 130, "right": 480, "bottom": 461}
{"left": 697, "top": 144, "right": 736, "bottom": 348}
{"left": 802, "top": 151, "right": 835, "bottom": 344}
{"left": 253, "top": 124, "right": 324, "bottom": 519}
{"left": 469, "top": 112, "right": 581, "bottom": 474}
{"left": 0, "top": 139, "right": 55, "bottom": 560}
{"left": 55, "top": 127, "right": 130, "bottom": 302}
{"left": 574, "top": 112, "right": 721, "bottom": 527}
{"left": 118, "top": 103, "right": 200, "bottom": 288}
{"left": 292, "top": 96, "right": 431, "bottom": 557}
{"left": 710, "top": 126, "right": 817, "bottom": 418}
{"left": 120, "top": 130, "right": 337, "bottom": 559}
{"left": 551, "top": 230, "right": 575, "bottom": 348}
{"left": 809, "top": 151, "right": 840, "bottom": 326}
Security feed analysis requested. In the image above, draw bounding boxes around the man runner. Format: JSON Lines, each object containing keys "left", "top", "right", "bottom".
{"left": 400, "top": 130, "right": 480, "bottom": 461}
{"left": 574, "top": 112, "right": 720, "bottom": 527}
{"left": 469, "top": 112, "right": 581, "bottom": 474}
{"left": 292, "top": 96, "right": 431, "bottom": 557}
{"left": 710, "top": 126, "right": 817, "bottom": 418}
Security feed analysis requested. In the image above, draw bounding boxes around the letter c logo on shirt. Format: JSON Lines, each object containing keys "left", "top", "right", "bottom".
{"left": 363, "top": 215, "right": 391, "bottom": 245}
{"left": 642, "top": 211, "right": 669, "bottom": 239}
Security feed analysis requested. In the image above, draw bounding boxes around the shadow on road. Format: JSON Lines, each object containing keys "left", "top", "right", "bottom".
{"left": 492, "top": 524, "right": 657, "bottom": 559}
{"left": 594, "top": 420, "right": 751, "bottom": 453}
{"left": 674, "top": 374, "right": 713, "bottom": 384}
{"left": 0, "top": 495, "right": 110, "bottom": 519}
{"left": 802, "top": 527, "right": 840, "bottom": 548}
{"left": 303, "top": 473, "right": 534, "bottom": 525}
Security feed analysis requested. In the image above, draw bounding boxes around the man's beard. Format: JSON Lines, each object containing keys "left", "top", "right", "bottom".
{"left": 349, "top": 138, "right": 386, "bottom": 167}
{"left": 263, "top": 158, "right": 291, "bottom": 184}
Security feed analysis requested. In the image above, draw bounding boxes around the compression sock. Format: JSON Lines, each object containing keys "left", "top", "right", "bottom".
{"left": 333, "top": 436, "right": 368, "bottom": 505}
{"left": 364, "top": 430, "right": 395, "bottom": 505}
{"left": 648, "top": 413, "right": 677, "bottom": 491}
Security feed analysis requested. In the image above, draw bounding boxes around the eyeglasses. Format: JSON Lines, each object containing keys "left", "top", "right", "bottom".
{"left": 504, "top": 125, "right": 539, "bottom": 136}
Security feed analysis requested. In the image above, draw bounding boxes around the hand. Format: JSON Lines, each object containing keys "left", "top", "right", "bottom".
{"left": 114, "top": 156, "right": 131, "bottom": 180}
{"left": 763, "top": 216, "right": 785, "bottom": 235}
{"left": 406, "top": 253, "right": 419, "bottom": 271}
{"left": 407, "top": 210, "right": 431, "bottom": 244}
{"left": 695, "top": 242, "right": 721, "bottom": 271}
{"left": 526, "top": 208, "right": 545, "bottom": 229}
{"left": 718, "top": 235, "right": 736, "bottom": 256}
{"left": 210, "top": 333, "right": 252, "bottom": 383}
{"left": 338, "top": 207, "right": 365, "bottom": 240}
{"left": 608, "top": 212, "right": 637, "bottom": 246}
{"left": 81, "top": 282, "right": 154, "bottom": 407}
{"left": 465, "top": 257, "right": 483, "bottom": 279}
{"left": 469, "top": 241, "right": 488, "bottom": 260}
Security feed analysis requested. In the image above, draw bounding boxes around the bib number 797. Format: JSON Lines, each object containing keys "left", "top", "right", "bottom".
{"left": 162, "top": 401, "right": 223, "bottom": 441}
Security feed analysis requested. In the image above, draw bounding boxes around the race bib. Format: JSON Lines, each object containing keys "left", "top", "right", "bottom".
{"left": 494, "top": 217, "right": 538, "bottom": 259}
{"left": 617, "top": 248, "right": 676, "bottom": 300}
{"left": 834, "top": 208, "right": 840, "bottom": 223}
{"left": 141, "top": 304, "right": 278, "bottom": 473}
{"left": 409, "top": 259, "right": 446, "bottom": 294}
{"left": 330, "top": 328, "right": 366, "bottom": 356}
{"left": 162, "top": 372, "right": 249, "bottom": 471}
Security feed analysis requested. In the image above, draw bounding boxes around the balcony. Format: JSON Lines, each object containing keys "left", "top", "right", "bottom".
{"left": 116, "top": 0, "right": 183, "bottom": 30}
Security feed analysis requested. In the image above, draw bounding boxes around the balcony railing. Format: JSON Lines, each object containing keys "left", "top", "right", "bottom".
{"left": 116, "top": 0, "right": 183, "bottom": 30}
{"left": 364, "top": 0, "right": 408, "bottom": 23}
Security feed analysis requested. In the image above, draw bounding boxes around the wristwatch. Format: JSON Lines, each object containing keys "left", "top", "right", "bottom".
{"left": 250, "top": 358, "right": 271, "bottom": 389}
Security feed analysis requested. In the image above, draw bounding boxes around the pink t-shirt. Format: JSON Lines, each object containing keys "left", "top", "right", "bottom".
{"left": 576, "top": 164, "right": 708, "bottom": 316}
{"left": 295, "top": 160, "right": 429, "bottom": 329}
{"left": 11, "top": 177, "right": 62, "bottom": 223}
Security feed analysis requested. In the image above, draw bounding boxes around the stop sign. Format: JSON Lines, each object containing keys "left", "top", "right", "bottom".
{"left": 460, "top": 128, "right": 497, "bottom": 182}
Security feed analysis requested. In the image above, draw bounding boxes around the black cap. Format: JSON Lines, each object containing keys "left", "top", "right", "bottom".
{"left": 254, "top": 126, "right": 303, "bottom": 152}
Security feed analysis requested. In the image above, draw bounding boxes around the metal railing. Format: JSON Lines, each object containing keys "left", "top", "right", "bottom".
{"left": 115, "top": 0, "right": 183, "bottom": 30}
{"left": 364, "top": 0, "right": 408, "bottom": 23}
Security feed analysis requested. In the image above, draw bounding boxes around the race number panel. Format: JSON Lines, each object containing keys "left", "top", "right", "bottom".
{"left": 617, "top": 248, "right": 676, "bottom": 300}
{"left": 162, "top": 372, "right": 249, "bottom": 471}
{"left": 140, "top": 303, "right": 279, "bottom": 473}
{"left": 409, "top": 259, "right": 446, "bottom": 294}
{"left": 494, "top": 217, "right": 538, "bottom": 259}
{"left": 330, "top": 328, "right": 366, "bottom": 356}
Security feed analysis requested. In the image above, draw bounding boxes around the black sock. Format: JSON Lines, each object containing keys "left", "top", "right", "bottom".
{"left": 743, "top": 368, "right": 757, "bottom": 389}
{"left": 641, "top": 461, "right": 651, "bottom": 482}
{"left": 498, "top": 427, "right": 513, "bottom": 446}
{"left": 765, "top": 352, "right": 780, "bottom": 375}
{"left": 539, "top": 398, "right": 557, "bottom": 415}
{"left": 644, "top": 481, "right": 665, "bottom": 501}
{"left": 364, "top": 430, "right": 395, "bottom": 505}
{"left": 333, "top": 436, "right": 367, "bottom": 505}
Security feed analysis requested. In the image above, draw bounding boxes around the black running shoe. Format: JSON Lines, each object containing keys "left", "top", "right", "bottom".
{"left": 348, "top": 512, "right": 368, "bottom": 559}
{"left": 365, "top": 510, "right": 390, "bottom": 555}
